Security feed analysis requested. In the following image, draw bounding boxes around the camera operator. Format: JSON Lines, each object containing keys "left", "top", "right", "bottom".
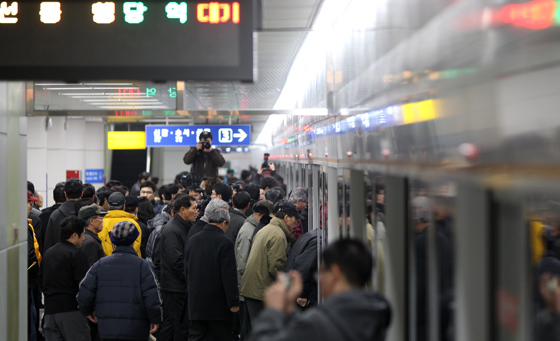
{"left": 183, "top": 131, "right": 226, "bottom": 178}
{"left": 252, "top": 153, "right": 277, "bottom": 186}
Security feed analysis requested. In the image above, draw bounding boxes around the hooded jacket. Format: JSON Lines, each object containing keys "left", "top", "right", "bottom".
{"left": 98, "top": 210, "right": 142, "bottom": 257}
{"left": 240, "top": 217, "right": 295, "bottom": 301}
{"left": 250, "top": 290, "right": 391, "bottom": 341}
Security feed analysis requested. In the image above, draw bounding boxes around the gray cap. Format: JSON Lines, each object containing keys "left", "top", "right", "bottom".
{"left": 108, "top": 192, "right": 126, "bottom": 206}
{"left": 78, "top": 204, "right": 108, "bottom": 220}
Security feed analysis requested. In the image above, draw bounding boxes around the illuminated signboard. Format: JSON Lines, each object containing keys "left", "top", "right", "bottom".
{"left": 145, "top": 124, "right": 251, "bottom": 147}
{"left": 33, "top": 81, "right": 177, "bottom": 111}
{"left": 0, "top": 1, "right": 252, "bottom": 81}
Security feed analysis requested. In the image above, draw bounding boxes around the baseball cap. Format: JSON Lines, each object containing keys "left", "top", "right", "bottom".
{"left": 27, "top": 191, "right": 38, "bottom": 202}
{"left": 278, "top": 201, "right": 305, "bottom": 220}
{"left": 110, "top": 221, "right": 139, "bottom": 246}
{"left": 108, "top": 192, "right": 126, "bottom": 206}
{"left": 78, "top": 204, "right": 108, "bottom": 221}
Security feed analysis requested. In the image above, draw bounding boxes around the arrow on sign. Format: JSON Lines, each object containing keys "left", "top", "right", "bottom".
{"left": 234, "top": 129, "right": 247, "bottom": 142}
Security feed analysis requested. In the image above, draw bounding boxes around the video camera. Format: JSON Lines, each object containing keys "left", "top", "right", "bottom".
{"left": 200, "top": 131, "right": 212, "bottom": 150}
{"left": 262, "top": 153, "right": 270, "bottom": 170}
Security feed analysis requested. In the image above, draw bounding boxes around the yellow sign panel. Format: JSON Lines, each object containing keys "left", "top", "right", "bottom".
{"left": 107, "top": 131, "right": 146, "bottom": 150}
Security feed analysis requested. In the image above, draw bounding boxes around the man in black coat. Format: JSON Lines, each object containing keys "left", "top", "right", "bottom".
{"left": 185, "top": 207, "right": 240, "bottom": 340}
{"left": 78, "top": 204, "right": 107, "bottom": 267}
{"left": 38, "top": 182, "right": 66, "bottom": 251}
{"left": 158, "top": 194, "right": 198, "bottom": 340}
{"left": 227, "top": 191, "right": 250, "bottom": 243}
{"left": 284, "top": 230, "right": 319, "bottom": 309}
{"left": 40, "top": 216, "right": 90, "bottom": 340}
{"left": 44, "top": 178, "right": 83, "bottom": 252}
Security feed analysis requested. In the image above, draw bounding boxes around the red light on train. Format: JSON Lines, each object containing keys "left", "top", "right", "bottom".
{"left": 197, "top": 2, "right": 240, "bottom": 24}
{"left": 501, "top": 0, "right": 556, "bottom": 29}
{"left": 118, "top": 88, "right": 140, "bottom": 97}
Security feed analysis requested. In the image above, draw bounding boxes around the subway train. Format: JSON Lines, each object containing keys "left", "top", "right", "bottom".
{"left": 2, "top": 0, "right": 560, "bottom": 340}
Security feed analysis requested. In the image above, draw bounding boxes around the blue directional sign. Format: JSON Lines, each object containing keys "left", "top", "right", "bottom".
{"left": 85, "top": 169, "right": 104, "bottom": 183}
{"left": 145, "top": 125, "right": 251, "bottom": 147}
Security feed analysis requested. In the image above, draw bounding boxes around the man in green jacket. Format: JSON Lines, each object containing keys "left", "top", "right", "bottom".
{"left": 240, "top": 201, "right": 302, "bottom": 328}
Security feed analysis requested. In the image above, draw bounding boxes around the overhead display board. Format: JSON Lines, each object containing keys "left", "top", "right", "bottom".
{"left": 145, "top": 124, "right": 250, "bottom": 146}
{"left": 33, "top": 81, "right": 177, "bottom": 111}
{"left": 0, "top": 1, "right": 253, "bottom": 81}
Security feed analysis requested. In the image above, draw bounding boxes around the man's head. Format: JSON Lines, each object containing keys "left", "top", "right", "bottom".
{"left": 110, "top": 221, "right": 139, "bottom": 247}
{"left": 34, "top": 191, "right": 44, "bottom": 208}
{"left": 241, "top": 170, "right": 252, "bottom": 183}
{"left": 64, "top": 178, "right": 84, "bottom": 200}
{"left": 188, "top": 186, "right": 203, "bottom": 201}
{"left": 139, "top": 181, "right": 157, "bottom": 201}
{"left": 60, "top": 216, "right": 86, "bottom": 247}
{"left": 211, "top": 183, "right": 233, "bottom": 203}
{"left": 252, "top": 200, "right": 272, "bottom": 220}
{"left": 27, "top": 190, "right": 38, "bottom": 215}
{"left": 320, "top": 239, "right": 373, "bottom": 298}
{"left": 260, "top": 177, "right": 279, "bottom": 192}
{"left": 207, "top": 208, "right": 230, "bottom": 233}
{"left": 27, "top": 181, "right": 35, "bottom": 195}
{"left": 244, "top": 184, "right": 260, "bottom": 201}
{"left": 83, "top": 183, "right": 96, "bottom": 200}
{"left": 289, "top": 187, "right": 308, "bottom": 212}
{"left": 232, "top": 191, "right": 251, "bottom": 213}
{"left": 199, "top": 131, "right": 213, "bottom": 144}
{"left": 95, "top": 186, "right": 112, "bottom": 210}
{"left": 78, "top": 204, "right": 107, "bottom": 233}
{"left": 173, "top": 195, "right": 198, "bottom": 222}
{"left": 274, "top": 201, "right": 304, "bottom": 229}
{"left": 124, "top": 196, "right": 139, "bottom": 215}
{"left": 204, "top": 199, "right": 229, "bottom": 220}
{"left": 53, "top": 182, "right": 66, "bottom": 204}
{"left": 265, "top": 189, "right": 284, "bottom": 204}
{"left": 164, "top": 183, "right": 181, "bottom": 201}
{"left": 138, "top": 171, "right": 152, "bottom": 183}
{"left": 226, "top": 169, "right": 235, "bottom": 180}
{"left": 107, "top": 192, "right": 126, "bottom": 211}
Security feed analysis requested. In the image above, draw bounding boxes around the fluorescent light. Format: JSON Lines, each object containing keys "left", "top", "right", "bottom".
{"left": 82, "top": 83, "right": 134, "bottom": 85}
{"left": 92, "top": 87, "right": 139, "bottom": 90}
{"left": 45, "top": 87, "right": 93, "bottom": 90}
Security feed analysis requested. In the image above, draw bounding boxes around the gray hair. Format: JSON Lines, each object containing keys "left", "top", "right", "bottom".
{"left": 289, "top": 187, "right": 308, "bottom": 203}
{"left": 208, "top": 208, "right": 230, "bottom": 224}
{"left": 109, "top": 204, "right": 124, "bottom": 211}
{"left": 204, "top": 198, "right": 229, "bottom": 217}
{"left": 86, "top": 216, "right": 95, "bottom": 226}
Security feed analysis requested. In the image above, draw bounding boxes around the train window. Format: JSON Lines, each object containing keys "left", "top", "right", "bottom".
{"left": 409, "top": 179, "right": 455, "bottom": 341}
{"left": 366, "top": 173, "right": 387, "bottom": 293}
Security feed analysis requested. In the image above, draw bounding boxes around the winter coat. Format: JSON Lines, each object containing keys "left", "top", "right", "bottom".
{"left": 78, "top": 246, "right": 161, "bottom": 340}
{"left": 250, "top": 290, "right": 391, "bottom": 341}
{"left": 284, "top": 230, "right": 318, "bottom": 303}
{"left": 184, "top": 224, "right": 239, "bottom": 321}
{"left": 240, "top": 217, "right": 294, "bottom": 301}
{"left": 186, "top": 218, "right": 207, "bottom": 241}
{"left": 80, "top": 229, "right": 105, "bottom": 267}
{"left": 226, "top": 208, "right": 247, "bottom": 242}
{"left": 235, "top": 215, "right": 259, "bottom": 287}
{"left": 39, "top": 203, "right": 62, "bottom": 252}
{"left": 145, "top": 212, "right": 171, "bottom": 282}
{"left": 40, "top": 241, "right": 89, "bottom": 314}
{"left": 44, "top": 201, "right": 76, "bottom": 252}
{"left": 159, "top": 214, "right": 191, "bottom": 293}
{"left": 98, "top": 210, "right": 142, "bottom": 257}
{"left": 183, "top": 147, "right": 226, "bottom": 178}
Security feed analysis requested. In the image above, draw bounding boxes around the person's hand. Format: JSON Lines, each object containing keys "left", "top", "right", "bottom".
{"left": 203, "top": 146, "right": 212, "bottom": 153}
{"left": 540, "top": 273, "right": 560, "bottom": 315}
{"left": 88, "top": 312, "right": 98, "bottom": 323}
{"left": 150, "top": 324, "right": 159, "bottom": 333}
{"left": 230, "top": 306, "right": 240, "bottom": 313}
{"left": 257, "top": 167, "right": 263, "bottom": 175}
{"left": 296, "top": 298, "right": 308, "bottom": 307}
{"left": 264, "top": 271, "right": 303, "bottom": 314}
{"left": 196, "top": 141, "right": 203, "bottom": 150}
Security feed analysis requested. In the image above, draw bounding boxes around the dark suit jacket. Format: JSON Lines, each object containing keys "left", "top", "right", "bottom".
{"left": 184, "top": 224, "right": 239, "bottom": 321}
{"left": 44, "top": 201, "right": 76, "bottom": 252}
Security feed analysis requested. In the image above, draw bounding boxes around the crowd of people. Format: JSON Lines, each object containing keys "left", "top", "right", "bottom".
{"left": 25, "top": 147, "right": 391, "bottom": 341}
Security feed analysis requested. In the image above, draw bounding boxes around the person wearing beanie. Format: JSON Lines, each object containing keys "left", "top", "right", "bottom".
{"left": 78, "top": 221, "right": 161, "bottom": 341}
{"left": 97, "top": 192, "right": 143, "bottom": 257}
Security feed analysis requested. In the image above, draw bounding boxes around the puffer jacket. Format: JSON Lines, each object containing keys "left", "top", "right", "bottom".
{"left": 240, "top": 217, "right": 293, "bottom": 301}
{"left": 98, "top": 210, "right": 142, "bottom": 257}
{"left": 78, "top": 246, "right": 161, "bottom": 340}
